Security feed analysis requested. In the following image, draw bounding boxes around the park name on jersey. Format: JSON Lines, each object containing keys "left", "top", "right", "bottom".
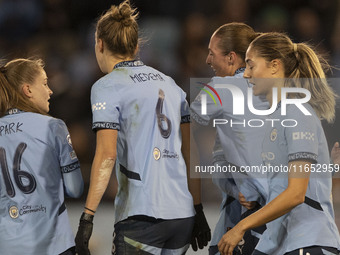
{"left": 0, "top": 122, "right": 23, "bottom": 136}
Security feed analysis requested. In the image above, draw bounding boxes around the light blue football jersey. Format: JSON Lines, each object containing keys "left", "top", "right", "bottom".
{"left": 211, "top": 69, "right": 247, "bottom": 165}
{"left": 191, "top": 71, "right": 269, "bottom": 254}
{"left": 190, "top": 73, "right": 269, "bottom": 204}
{"left": 0, "top": 109, "right": 83, "bottom": 255}
{"left": 257, "top": 103, "right": 340, "bottom": 254}
{"left": 91, "top": 60, "right": 194, "bottom": 223}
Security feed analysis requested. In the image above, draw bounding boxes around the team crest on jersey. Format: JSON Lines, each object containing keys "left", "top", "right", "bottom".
{"left": 153, "top": 147, "right": 161, "bottom": 160}
{"left": 67, "top": 134, "right": 72, "bottom": 146}
{"left": 270, "top": 128, "right": 277, "bottom": 141}
{"left": 9, "top": 206, "right": 19, "bottom": 219}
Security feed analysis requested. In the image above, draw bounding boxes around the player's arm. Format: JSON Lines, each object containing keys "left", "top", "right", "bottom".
{"left": 218, "top": 160, "right": 311, "bottom": 255}
{"left": 238, "top": 192, "right": 258, "bottom": 210}
{"left": 54, "top": 119, "right": 84, "bottom": 198}
{"left": 181, "top": 122, "right": 201, "bottom": 204}
{"left": 63, "top": 166, "right": 84, "bottom": 198}
{"left": 182, "top": 121, "right": 211, "bottom": 251}
{"left": 75, "top": 128, "right": 117, "bottom": 255}
{"left": 85, "top": 128, "right": 117, "bottom": 214}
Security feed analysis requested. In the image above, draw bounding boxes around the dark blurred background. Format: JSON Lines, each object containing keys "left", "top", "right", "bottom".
{"left": 1, "top": 0, "right": 340, "bottom": 201}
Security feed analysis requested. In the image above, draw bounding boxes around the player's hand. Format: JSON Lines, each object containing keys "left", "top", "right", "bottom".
{"left": 331, "top": 142, "right": 340, "bottom": 166}
{"left": 75, "top": 212, "right": 94, "bottom": 255}
{"left": 218, "top": 224, "right": 245, "bottom": 255}
{"left": 191, "top": 203, "right": 211, "bottom": 251}
{"left": 238, "top": 192, "right": 257, "bottom": 210}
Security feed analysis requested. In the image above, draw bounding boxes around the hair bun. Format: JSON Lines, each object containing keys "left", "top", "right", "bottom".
{"left": 110, "top": 1, "right": 134, "bottom": 26}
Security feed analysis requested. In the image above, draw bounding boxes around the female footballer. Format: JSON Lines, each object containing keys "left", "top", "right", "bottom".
{"left": 0, "top": 58, "right": 84, "bottom": 255}
{"left": 218, "top": 32, "right": 340, "bottom": 255}
{"left": 75, "top": 1, "right": 210, "bottom": 254}
{"left": 190, "top": 22, "right": 269, "bottom": 255}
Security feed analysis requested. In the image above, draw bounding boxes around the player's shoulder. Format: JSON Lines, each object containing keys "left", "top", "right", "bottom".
{"left": 284, "top": 103, "right": 321, "bottom": 132}
{"left": 30, "top": 112, "right": 66, "bottom": 128}
{"left": 285, "top": 102, "right": 316, "bottom": 119}
{"left": 146, "top": 65, "right": 184, "bottom": 90}
{"left": 16, "top": 112, "right": 67, "bottom": 136}
{"left": 21, "top": 111, "right": 55, "bottom": 122}
{"left": 92, "top": 73, "right": 117, "bottom": 90}
{"left": 143, "top": 64, "right": 175, "bottom": 85}
{"left": 210, "top": 75, "right": 248, "bottom": 89}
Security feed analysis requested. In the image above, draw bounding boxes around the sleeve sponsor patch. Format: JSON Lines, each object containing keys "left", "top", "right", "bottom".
{"left": 61, "top": 161, "right": 80, "bottom": 173}
{"left": 288, "top": 152, "right": 317, "bottom": 162}
{"left": 70, "top": 150, "right": 77, "bottom": 160}
{"left": 92, "top": 122, "right": 120, "bottom": 130}
{"left": 181, "top": 115, "right": 190, "bottom": 124}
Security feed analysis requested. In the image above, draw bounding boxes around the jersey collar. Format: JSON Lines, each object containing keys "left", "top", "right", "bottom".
{"left": 234, "top": 67, "right": 245, "bottom": 75}
{"left": 5, "top": 108, "right": 23, "bottom": 116}
{"left": 276, "top": 101, "right": 281, "bottom": 111}
{"left": 113, "top": 60, "right": 144, "bottom": 69}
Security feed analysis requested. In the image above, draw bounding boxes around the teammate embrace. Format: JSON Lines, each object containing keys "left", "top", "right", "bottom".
{"left": 192, "top": 23, "right": 340, "bottom": 255}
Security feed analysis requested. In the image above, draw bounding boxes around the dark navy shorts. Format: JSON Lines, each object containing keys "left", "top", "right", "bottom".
{"left": 59, "top": 246, "right": 75, "bottom": 255}
{"left": 253, "top": 246, "right": 339, "bottom": 255}
{"left": 112, "top": 216, "right": 195, "bottom": 255}
{"left": 284, "top": 246, "right": 339, "bottom": 255}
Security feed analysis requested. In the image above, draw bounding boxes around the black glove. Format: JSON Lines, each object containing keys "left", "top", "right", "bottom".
{"left": 191, "top": 203, "right": 211, "bottom": 251}
{"left": 75, "top": 212, "right": 94, "bottom": 255}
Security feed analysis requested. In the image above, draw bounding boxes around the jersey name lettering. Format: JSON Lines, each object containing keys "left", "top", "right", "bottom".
{"left": 130, "top": 72, "right": 165, "bottom": 83}
{"left": 0, "top": 122, "right": 23, "bottom": 136}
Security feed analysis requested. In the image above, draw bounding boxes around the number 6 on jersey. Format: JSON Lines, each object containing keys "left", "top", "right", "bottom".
{"left": 156, "top": 89, "right": 172, "bottom": 139}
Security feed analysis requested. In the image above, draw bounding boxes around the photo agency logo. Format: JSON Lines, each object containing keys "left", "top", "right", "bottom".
{"left": 197, "top": 81, "right": 223, "bottom": 110}
{"left": 194, "top": 78, "right": 312, "bottom": 128}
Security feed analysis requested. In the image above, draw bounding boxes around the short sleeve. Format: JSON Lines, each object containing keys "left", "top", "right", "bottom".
{"left": 285, "top": 106, "right": 319, "bottom": 163}
{"left": 180, "top": 89, "right": 190, "bottom": 124}
{"left": 50, "top": 119, "right": 80, "bottom": 173}
{"left": 91, "top": 80, "right": 121, "bottom": 131}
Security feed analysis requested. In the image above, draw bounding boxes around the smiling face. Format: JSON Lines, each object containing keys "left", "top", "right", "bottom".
{"left": 206, "top": 34, "right": 234, "bottom": 77}
{"left": 28, "top": 69, "right": 53, "bottom": 114}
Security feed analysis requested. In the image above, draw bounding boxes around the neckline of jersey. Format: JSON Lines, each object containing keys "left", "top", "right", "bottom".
{"left": 234, "top": 67, "right": 245, "bottom": 75}
{"left": 113, "top": 60, "right": 144, "bottom": 69}
{"left": 5, "top": 108, "right": 24, "bottom": 116}
{"left": 276, "top": 101, "right": 281, "bottom": 111}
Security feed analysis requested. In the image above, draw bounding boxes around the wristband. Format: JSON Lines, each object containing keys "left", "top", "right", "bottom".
{"left": 84, "top": 207, "right": 96, "bottom": 214}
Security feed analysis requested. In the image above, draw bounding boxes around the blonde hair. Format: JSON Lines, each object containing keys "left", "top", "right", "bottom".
{"left": 96, "top": 0, "right": 139, "bottom": 59}
{"left": 0, "top": 58, "right": 46, "bottom": 117}
{"left": 249, "top": 32, "right": 336, "bottom": 123}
